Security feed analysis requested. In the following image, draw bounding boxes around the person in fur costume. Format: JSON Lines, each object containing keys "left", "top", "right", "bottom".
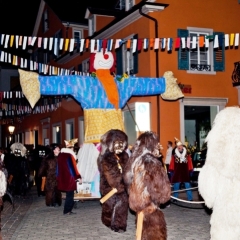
{"left": 124, "top": 131, "right": 171, "bottom": 240}
{"left": 57, "top": 138, "right": 81, "bottom": 215}
{"left": 38, "top": 144, "right": 62, "bottom": 207}
{"left": 198, "top": 106, "right": 240, "bottom": 240}
{"left": 97, "top": 129, "right": 129, "bottom": 232}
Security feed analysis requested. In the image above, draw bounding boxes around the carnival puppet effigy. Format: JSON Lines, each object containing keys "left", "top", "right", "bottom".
{"left": 18, "top": 49, "right": 184, "bottom": 198}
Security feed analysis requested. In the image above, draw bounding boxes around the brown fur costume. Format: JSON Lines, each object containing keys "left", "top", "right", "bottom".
{"left": 97, "top": 129, "right": 129, "bottom": 232}
{"left": 38, "top": 150, "right": 62, "bottom": 207}
{"left": 124, "top": 131, "right": 171, "bottom": 240}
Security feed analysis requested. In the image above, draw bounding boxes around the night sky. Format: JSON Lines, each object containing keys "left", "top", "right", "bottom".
{"left": 0, "top": 0, "right": 118, "bottom": 36}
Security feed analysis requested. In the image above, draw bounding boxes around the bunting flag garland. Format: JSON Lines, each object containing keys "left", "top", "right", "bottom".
{"left": 0, "top": 91, "right": 71, "bottom": 124}
{"left": 0, "top": 31, "right": 236, "bottom": 52}
{"left": 0, "top": 31, "right": 239, "bottom": 77}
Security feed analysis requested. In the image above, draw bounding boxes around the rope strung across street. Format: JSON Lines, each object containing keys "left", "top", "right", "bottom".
{"left": 171, "top": 187, "right": 205, "bottom": 204}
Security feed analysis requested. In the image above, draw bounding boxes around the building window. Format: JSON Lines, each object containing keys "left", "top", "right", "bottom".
{"left": 74, "top": 30, "right": 82, "bottom": 43}
{"left": 81, "top": 58, "right": 90, "bottom": 73}
{"left": 42, "top": 9, "right": 49, "bottom": 33}
{"left": 117, "top": 0, "right": 135, "bottom": 10}
{"left": 178, "top": 28, "right": 225, "bottom": 74}
{"left": 88, "top": 15, "right": 95, "bottom": 36}
{"left": 65, "top": 119, "right": 74, "bottom": 140}
{"left": 116, "top": 34, "right": 138, "bottom": 75}
{"left": 189, "top": 31, "right": 211, "bottom": 71}
{"left": 78, "top": 117, "right": 85, "bottom": 145}
{"left": 52, "top": 123, "right": 61, "bottom": 144}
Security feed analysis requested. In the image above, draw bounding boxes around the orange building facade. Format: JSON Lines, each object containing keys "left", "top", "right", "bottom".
{"left": 6, "top": 0, "right": 240, "bottom": 152}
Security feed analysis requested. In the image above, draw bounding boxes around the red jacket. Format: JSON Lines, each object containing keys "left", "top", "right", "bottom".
{"left": 57, "top": 149, "right": 81, "bottom": 191}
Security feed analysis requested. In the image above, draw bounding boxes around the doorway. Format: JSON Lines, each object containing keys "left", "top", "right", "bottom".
{"left": 180, "top": 97, "right": 228, "bottom": 149}
{"left": 184, "top": 106, "right": 217, "bottom": 150}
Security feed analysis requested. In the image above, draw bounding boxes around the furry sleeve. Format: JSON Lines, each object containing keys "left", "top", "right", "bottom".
{"left": 198, "top": 163, "right": 218, "bottom": 209}
{"left": 102, "top": 153, "right": 125, "bottom": 193}
{"left": 143, "top": 156, "right": 171, "bottom": 205}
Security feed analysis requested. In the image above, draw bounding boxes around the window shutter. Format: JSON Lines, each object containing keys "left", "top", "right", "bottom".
{"left": 133, "top": 34, "right": 138, "bottom": 74}
{"left": 213, "top": 32, "right": 225, "bottom": 72}
{"left": 178, "top": 29, "right": 189, "bottom": 70}
{"left": 116, "top": 46, "right": 123, "bottom": 75}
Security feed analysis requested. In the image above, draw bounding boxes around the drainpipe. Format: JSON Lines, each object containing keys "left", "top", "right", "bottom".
{"left": 139, "top": 6, "right": 160, "bottom": 138}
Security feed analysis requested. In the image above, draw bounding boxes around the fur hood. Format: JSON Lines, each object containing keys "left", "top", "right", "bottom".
{"left": 204, "top": 106, "right": 240, "bottom": 180}
{"left": 61, "top": 148, "right": 77, "bottom": 160}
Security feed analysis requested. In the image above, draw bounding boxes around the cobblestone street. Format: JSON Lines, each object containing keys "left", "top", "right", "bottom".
{"left": 1, "top": 187, "right": 211, "bottom": 240}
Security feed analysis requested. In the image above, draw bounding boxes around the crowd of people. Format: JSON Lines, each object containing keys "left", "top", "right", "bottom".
{"left": 0, "top": 133, "right": 196, "bottom": 240}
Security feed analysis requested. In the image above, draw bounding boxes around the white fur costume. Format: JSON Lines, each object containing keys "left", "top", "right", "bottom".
{"left": 198, "top": 107, "right": 240, "bottom": 240}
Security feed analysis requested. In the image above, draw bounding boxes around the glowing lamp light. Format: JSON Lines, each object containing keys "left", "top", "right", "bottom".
{"left": 56, "top": 126, "right": 60, "bottom": 132}
{"left": 8, "top": 126, "right": 15, "bottom": 135}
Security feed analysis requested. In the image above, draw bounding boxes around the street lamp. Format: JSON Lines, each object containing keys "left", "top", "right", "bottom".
{"left": 8, "top": 126, "right": 15, "bottom": 135}
{"left": 8, "top": 126, "right": 15, "bottom": 143}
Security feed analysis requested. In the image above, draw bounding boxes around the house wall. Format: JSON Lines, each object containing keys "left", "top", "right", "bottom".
{"left": 11, "top": 0, "right": 240, "bottom": 150}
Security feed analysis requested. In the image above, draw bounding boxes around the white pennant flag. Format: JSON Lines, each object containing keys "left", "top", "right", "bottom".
{"left": 108, "top": 39, "right": 113, "bottom": 51}
{"left": 8, "top": 53, "right": 11, "bottom": 63}
{"left": 54, "top": 38, "right": 58, "bottom": 55}
{"left": 31, "top": 36, "right": 37, "bottom": 46}
{"left": 192, "top": 36, "right": 197, "bottom": 49}
{"left": 44, "top": 38, "right": 48, "bottom": 49}
{"left": 181, "top": 37, "right": 186, "bottom": 49}
{"left": 154, "top": 38, "right": 159, "bottom": 50}
{"left": 1, "top": 34, "right": 5, "bottom": 45}
{"left": 4, "top": 52, "right": 7, "bottom": 62}
{"left": 132, "top": 39, "right": 137, "bottom": 53}
{"left": 22, "top": 36, "right": 27, "bottom": 50}
{"left": 90, "top": 39, "right": 95, "bottom": 52}
{"left": 167, "top": 38, "right": 171, "bottom": 51}
{"left": 97, "top": 39, "right": 100, "bottom": 51}
{"left": 225, "top": 34, "right": 229, "bottom": 47}
{"left": 49, "top": 37, "right": 53, "bottom": 50}
{"left": 213, "top": 35, "right": 219, "bottom": 48}
{"left": 205, "top": 37, "right": 209, "bottom": 48}
{"left": 0, "top": 51, "right": 4, "bottom": 62}
{"left": 234, "top": 33, "right": 239, "bottom": 47}
{"left": 21, "top": 59, "right": 24, "bottom": 68}
{"left": 162, "top": 38, "right": 166, "bottom": 49}
{"left": 24, "top": 59, "right": 27, "bottom": 68}
{"left": 80, "top": 39, "right": 85, "bottom": 52}
{"left": 59, "top": 38, "right": 64, "bottom": 50}
{"left": 115, "top": 39, "right": 121, "bottom": 49}
{"left": 4, "top": 35, "right": 10, "bottom": 48}
{"left": 15, "top": 35, "right": 19, "bottom": 48}
{"left": 144, "top": 39, "right": 147, "bottom": 49}
{"left": 30, "top": 60, "right": 33, "bottom": 70}
{"left": 69, "top": 39, "right": 75, "bottom": 52}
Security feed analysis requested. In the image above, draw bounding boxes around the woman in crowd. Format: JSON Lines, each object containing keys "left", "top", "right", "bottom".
{"left": 38, "top": 144, "right": 62, "bottom": 207}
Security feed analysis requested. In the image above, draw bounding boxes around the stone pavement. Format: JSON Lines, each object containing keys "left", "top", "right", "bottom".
{"left": 1, "top": 187, "right": 211, "bottom": 240}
